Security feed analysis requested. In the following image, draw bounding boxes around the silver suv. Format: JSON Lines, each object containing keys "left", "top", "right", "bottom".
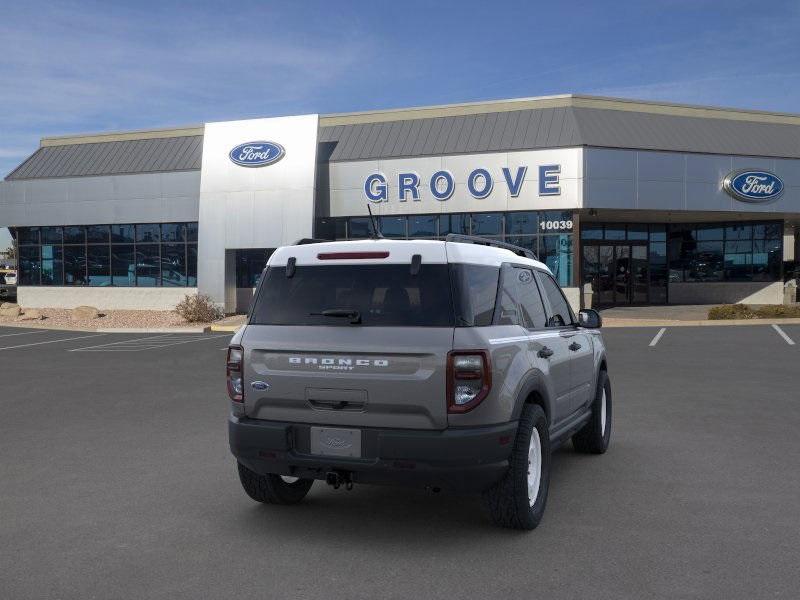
{"left": 227, "top": 235, "right": 611, "bottom": 530}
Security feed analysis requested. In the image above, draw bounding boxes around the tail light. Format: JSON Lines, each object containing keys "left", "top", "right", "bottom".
{"left": 447, "top": 350, "right": 491, "bottom": 413}
{"left": 227, "top": 345, "right": 244, "bottom": 402}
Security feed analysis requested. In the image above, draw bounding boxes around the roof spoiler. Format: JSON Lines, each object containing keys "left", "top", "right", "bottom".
{"left": 445, "top": 234, "right": 538, "bottom": 261}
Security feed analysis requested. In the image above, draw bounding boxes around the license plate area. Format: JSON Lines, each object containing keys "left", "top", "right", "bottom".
{"left": 309, "top": 427, "right": 362, "bottom": 458}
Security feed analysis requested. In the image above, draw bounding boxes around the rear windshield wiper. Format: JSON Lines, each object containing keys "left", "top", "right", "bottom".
{"left": 310, "top": 308, "right": 362, "bottom": 325}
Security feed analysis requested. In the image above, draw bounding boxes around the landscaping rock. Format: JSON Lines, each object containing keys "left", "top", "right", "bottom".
{"left": 0, "top": 305, "right": 22, "bottom": 317}
{"left": 72, "top": 305, "right": 100, "bottom": 320}
{"left": 16, "top": 309, "right": 43, "bottom": 321}
{"left": 0, "top": 302, "right": 19, "bottom": 309}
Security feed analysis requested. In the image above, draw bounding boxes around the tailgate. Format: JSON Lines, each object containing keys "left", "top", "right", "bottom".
{"left": 242, "top": 325, "right": 453, "bottom": 430}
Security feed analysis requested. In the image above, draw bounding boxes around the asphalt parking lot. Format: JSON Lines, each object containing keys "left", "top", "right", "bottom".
{"left": 1, "top": 324, "right": 798, "bottom": 599}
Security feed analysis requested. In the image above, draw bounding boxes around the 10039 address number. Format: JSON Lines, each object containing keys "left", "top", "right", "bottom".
{"left": 539, "top": 220, "right": 573, "bottom": 232}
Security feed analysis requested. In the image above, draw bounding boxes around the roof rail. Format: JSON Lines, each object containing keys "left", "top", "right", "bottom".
{"left": 445, "top": 234, "right": 538, "bottom": 260}
{"left": 293, "top": 238, "right": 331, "bottom": 245}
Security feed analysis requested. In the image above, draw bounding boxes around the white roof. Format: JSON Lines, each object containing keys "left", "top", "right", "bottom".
{"left": 268, "top": 239, "right": 551, "bottom": 272}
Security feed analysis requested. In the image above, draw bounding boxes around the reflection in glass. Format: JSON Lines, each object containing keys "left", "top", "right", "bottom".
{"left": 725, "top": 224, "right": 752, "bottom": 240}
{"left": 86, "top": 225, "right": 109, "bottom": 244}
{"left": 188, "top": 245, "right": 198, "bottom": 286}
{"left": 111, "top": 245, "right": 135, "bottom": 287}
{"left": 627, "top": 225, "right": 648, "bottom": 240}
{"left": 541, "top": 234, "right": 572, "bottom": 287}
{"left": 136, "top": 245, "right": 160, "bottom": 286}
{"left": 19, "top": 246, "right": 40, "bottom": 285}
{"left": 439, "top": 214, "right": 469, "bottom": 236}
{"left": 136, "top": 224, "right": 160, "bottom": 243}
{"left": 408, "top": 215, "right": 437, "bottom": 237}
{"left": 17, "top": 227, "right": 40, "bottom": 245}
{"left": 111, "top": 224, "right": 135, "bottom": 243}
{"left": 581, "top": 224, "right": 603, "bottom": 240}
{"left": 87, "top": 245, "right": 111, "bottom": 286}
{"left": 162, "top": 244, "right": 187, "bottom": 286}
{"left": 604, "top": 224, "right": 625, "bottom": 240}
{"left": 471, "top": 213, "right": 503, "bottom": 236}
{"left": 348, "top": 217, "right": 371, "bottom": 239}
{"left": 63, "top": 226, "right": 85, "bottom": 244}
{"left": 724, "top": 253, "right": 752, "bottom": 281}
{"left": 41, "top": 245, "right": 63, "bottom": 285}
{"left": 379, "top": 216, "right": 406, "bottom": 238}
{"left": 505, "top": 236, "right": 537, "bottom": 254}
{"left": 41, "top": 227, "right": 63, "bottom": 244}
{"left": 63, "top": 246, "right": 87, "bottom": 285}
{"left": 506, "top": 212, "right": 538, "bottom": 235}
{"left": 161, "top": 223, "right": 184, "bottom": 243}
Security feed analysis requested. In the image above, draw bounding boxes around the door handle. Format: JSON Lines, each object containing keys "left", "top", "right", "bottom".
{"left": 538, "top": 347, "right": 554, "bottom": 359}
{"left": 569, "top": 342, "right": 582, "bottom": 352}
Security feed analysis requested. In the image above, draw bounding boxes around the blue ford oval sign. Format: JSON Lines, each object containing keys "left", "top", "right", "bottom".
{"left": 723, "top": 169, "right": 784, "bottom": 203}
{"left": 229, "top": 141, "right": 285, "bottom": 167}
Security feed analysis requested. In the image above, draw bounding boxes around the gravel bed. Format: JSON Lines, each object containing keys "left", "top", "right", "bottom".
{"left": 0, "top": 308, "right": 216, "bottom": 330}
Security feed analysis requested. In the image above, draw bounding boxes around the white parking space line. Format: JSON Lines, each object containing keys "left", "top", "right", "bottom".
{"left": 70, "top": 333, "right": 231, "bottom": 352}
{"left": 67, "top": 333, "right": 174, "bottom": 351}
{"left": 771, "top": 324, "right": 796, "bottom": 346}
{"left": 0, "top": 333, "right": 105, "bottom": 352}
{"left": 0, "top": 330, "right": 49, "bottom": 339}
{"left": 649, "top": 328, "right": 667, "bottom": 347}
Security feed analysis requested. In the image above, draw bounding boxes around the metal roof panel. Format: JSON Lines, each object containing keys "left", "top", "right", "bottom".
{"left": 5, "top": 135, "right": 204, "bottom": 180}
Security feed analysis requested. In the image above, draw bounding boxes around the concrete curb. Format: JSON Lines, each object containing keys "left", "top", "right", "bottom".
{"left": 603, "top": 317, "right": 800, "bottom": 328}
{"left": 95, "top": 327, "right": 210, "bottom": 334}
{"left": 209, "top": 324, "right": 242, "bottom": 332}
{"left": 0, "top": 321, "right": 216, "bottom": 333}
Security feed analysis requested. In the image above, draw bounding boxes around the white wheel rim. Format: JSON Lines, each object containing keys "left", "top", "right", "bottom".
{"left": 280, "top": 475, "right": 300, "bottom": 484}
{"left": 600, "top": 389, "right": 607, "bottom": 434}
{"left": 527, "top": 429, "right": 542, "bottom": 507}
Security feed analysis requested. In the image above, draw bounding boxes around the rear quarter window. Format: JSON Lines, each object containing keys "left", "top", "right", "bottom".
{"left": 450, "top": 264, "right": 500, "bottom": 326}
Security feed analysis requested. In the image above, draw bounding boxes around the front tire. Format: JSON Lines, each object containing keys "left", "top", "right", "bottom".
{"left": 237, "top": 462, "right": 314, "bottom": 505}
{"left": 483, "top": 404, "right": 551, "bottom": 530}
{"left": 572, "top": 370, "right": 612, "bottom": 454}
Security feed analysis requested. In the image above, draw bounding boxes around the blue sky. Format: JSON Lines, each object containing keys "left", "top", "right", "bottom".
{"left": 1, "top": 0, "right": 799, "bottom": 249}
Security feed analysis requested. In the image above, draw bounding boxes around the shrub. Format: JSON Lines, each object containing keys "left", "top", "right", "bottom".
{"left": 708, "top": 303, "right": 800, "bottom": 320}
{"left": 754, "top": 304, "right": 800, "bottom": 318}
{"left": 707, "top": 304, "right": 757, "bottom": 320}
{"left": 175, "top": 294, "right": 223, "bottom": 323}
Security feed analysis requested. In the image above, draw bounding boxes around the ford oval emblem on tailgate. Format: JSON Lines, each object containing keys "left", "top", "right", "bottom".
{"left": 251, "top": 381, "right": 270, "bottom": 391}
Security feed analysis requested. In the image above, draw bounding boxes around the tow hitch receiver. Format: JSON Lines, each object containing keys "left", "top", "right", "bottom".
{"left": 325, "top": 470, "right": 354, "bottom": 490}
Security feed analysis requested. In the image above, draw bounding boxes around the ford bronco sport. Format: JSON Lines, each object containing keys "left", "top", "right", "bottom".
{"left": 228, "top": 235, "right": 611, "bottom": 530}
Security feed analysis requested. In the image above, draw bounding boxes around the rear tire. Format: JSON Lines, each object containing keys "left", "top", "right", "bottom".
{"left": 483, "top": 404, "right": 550, "bottom": 530}
{"left": 572, "top": 370, "right": 612, "bottom": 454}
{"left": 237, "top": 462, "right": 314, "bottom": 505}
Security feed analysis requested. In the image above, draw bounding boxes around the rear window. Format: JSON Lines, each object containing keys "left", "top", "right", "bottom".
{"left": 250, "top": 264, "right": 454, "bottom": 327}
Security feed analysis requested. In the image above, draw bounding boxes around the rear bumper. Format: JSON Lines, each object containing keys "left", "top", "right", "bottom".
{"left": 229, "top": 416, "right": 518, "bottom": 492}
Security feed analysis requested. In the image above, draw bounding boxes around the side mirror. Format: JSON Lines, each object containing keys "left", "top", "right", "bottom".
{"left": 578, "top": 309, "right": 602, "bottom": 329}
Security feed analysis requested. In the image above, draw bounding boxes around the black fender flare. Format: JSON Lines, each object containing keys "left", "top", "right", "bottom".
{"left": 510, "top": 369, "right": 554, "bottom": 426}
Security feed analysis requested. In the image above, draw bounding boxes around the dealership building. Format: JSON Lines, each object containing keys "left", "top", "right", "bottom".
{"left": 0, "top": 94, "right": 798, "bottom": 313}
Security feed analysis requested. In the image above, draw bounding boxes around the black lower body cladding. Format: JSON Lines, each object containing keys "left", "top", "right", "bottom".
{"left": 229, "top": 416, "right": 518, "bottom": 492}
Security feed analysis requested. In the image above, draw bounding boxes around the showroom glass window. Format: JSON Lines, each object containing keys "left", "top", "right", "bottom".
{"left": 319, "top": 210, "right": 574, "bottom": 287}
{"left": 14, "top": 222, "right": 199, "bottom": 287}
{"left": 667, "top": 221, "right": 782, "bottom": 283}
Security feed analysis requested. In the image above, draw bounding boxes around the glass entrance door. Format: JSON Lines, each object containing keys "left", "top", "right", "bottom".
{"left": 631, "top": 245, "right": 648, "bottom": 303}
{"left": 582, "top": 242, "right": 649, "bottom": 305}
